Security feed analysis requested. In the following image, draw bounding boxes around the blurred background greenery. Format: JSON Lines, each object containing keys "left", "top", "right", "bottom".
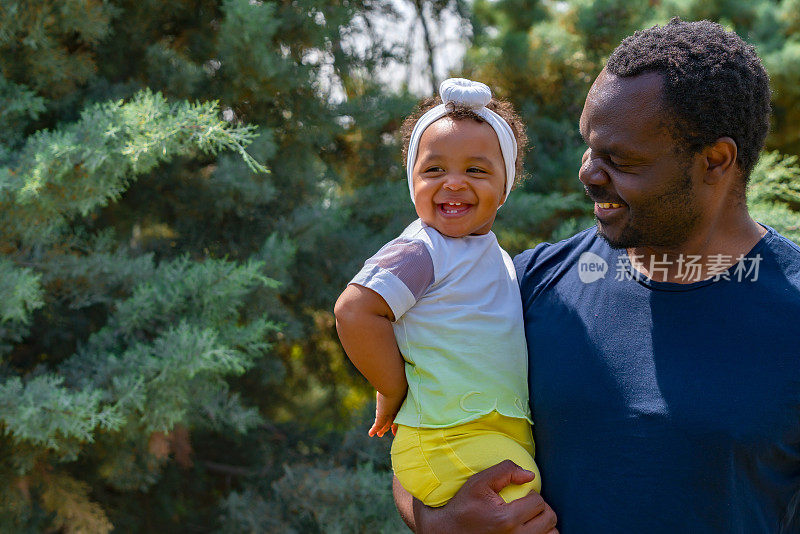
{"left": 1, "top": 0, "right": 798, "bottom": 532}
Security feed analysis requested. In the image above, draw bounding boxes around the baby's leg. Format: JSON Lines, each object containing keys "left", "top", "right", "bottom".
{"left": 391, "top": 425, "right": 445, "bottom": 506}
{"left": 392, "top": 413, "right": 539, "bottom": 507}
{"left": 436, "top": 413, "right": 540, "bottom": 503}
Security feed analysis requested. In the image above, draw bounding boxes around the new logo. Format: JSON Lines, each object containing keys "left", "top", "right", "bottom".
{"left": 578, "top": 251, "right": 608, "bottom": 283}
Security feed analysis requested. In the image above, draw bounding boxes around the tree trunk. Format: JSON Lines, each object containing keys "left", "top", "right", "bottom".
{"left": 413, "top": 0, "right": 438, "bottom": 93}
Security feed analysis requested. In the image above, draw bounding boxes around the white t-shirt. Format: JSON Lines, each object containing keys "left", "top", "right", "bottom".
{"left": 350, "top": 219, "right": 531, "bottom": 428}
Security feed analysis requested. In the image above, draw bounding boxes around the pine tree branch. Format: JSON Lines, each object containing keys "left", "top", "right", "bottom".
{"left": 2, "top": 90, "right": 268, "bottom": 246}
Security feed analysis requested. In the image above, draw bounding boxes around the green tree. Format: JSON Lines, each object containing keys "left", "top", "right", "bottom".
{"left": 0, "top": 0, "right": 409, "bottom": 531}
{"left": 1, "top": 1, "right": 798, "bottom": 532}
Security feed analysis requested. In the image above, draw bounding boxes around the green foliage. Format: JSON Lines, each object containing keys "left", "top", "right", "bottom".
{"left": 3, "top": 90, "right": 264, "bottom": 246}
{"left": 748, "top": 151, "right": 800, "bottom": 242}
{"left": 63, "top": 257, "right": 276, "bottom": 435}
{"left": 495, "top": 192, "right": 592, "bottom": 254}
{"left": 0, "top": 259, "right": 44, "bottom": 325}
{"left": 1, "top": 0, "right": 798, "bottom": 532}
{"left": 0, "top": 375, "right": 118, "bottom": 455}
{"left": 0, "top": 76, "right": 46, "bottom": 149}
{"left": 271, "top": 463, "right": 404, "bottom": 533}
{"left": 0, "top": 259, "right": 44, "bottom": 357}
{"left": 764, "top": 39, "right": 800, "bottom": 154}
{"left": 216, "top": 404, "right": 400, "bottom": 533}
{"left": 218, "top": 464, "right": 404, "bottom": 534}
{"left": 0, "top": 0, "right": 115, "bottom": 97}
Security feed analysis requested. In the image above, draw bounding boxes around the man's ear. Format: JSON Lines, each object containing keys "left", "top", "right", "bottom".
{"left": 703, "top": 137, "right": 738, "bottom": 185}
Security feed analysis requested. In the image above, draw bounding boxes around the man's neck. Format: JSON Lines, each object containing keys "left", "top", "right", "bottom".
{"left": 626, "top": 212, "right": 766, "bottom": 284}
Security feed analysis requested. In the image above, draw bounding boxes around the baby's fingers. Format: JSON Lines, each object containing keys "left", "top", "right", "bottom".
{"left": 369, "top": 415, "right": 391, "bottom": 437}
{"left": 368, "top": 419, "right": 383, "bottom": 437}
{"left": 376, "top": 420, "right": 392, "bottom": 437}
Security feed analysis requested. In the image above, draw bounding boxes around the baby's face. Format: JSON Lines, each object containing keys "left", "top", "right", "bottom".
{"left": 412, "top": 117, "right": 506, "bottom": 238}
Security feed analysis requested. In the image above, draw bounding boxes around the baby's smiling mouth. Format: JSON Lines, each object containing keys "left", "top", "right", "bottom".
{"left": 438, "top": 202, "right": 472, "bottom": 215}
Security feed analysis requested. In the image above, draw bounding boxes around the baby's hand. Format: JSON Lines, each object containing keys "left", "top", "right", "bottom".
{"left": 368, "top": 391, "right": 404, "bottom": 437}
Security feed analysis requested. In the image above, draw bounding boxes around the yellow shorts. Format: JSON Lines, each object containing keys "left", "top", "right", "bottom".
{"left": 391, "top": 411, "right": 540, "bottom": 507}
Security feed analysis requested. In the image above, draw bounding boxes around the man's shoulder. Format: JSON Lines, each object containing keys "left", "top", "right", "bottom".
{"left": 765, "top": 226, "right": 800, "bottom": 255}
{"left": 513, "top": 227, "right": 600, "bottom": 281}
{"left": 761, "top": 226, "right": 800, "bottom": 283}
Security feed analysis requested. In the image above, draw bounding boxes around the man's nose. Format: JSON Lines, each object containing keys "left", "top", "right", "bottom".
{"left": 578, "top": 149, "right": 609, "bottom": 187}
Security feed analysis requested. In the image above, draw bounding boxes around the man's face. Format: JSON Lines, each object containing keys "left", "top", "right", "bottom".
{"left": 578, "top": 70, "right": 704, "bottom": 250}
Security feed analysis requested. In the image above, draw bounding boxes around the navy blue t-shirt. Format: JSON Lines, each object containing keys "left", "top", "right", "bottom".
{"left": 515, "top": 226, "right": 800, "bottom": 533}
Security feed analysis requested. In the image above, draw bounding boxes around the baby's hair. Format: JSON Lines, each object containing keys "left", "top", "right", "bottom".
{"left": 400, "top": 96, "right": 528, "bottom": 189}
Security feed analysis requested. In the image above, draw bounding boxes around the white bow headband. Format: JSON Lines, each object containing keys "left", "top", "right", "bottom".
{"left": 405, "top": 78, "right": 518, "bottom": 204}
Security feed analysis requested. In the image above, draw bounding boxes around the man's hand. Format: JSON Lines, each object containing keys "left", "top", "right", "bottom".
{"left": 403, "top": 460, "right": 558, "bottom": 533}
{"left": 369, "top": 391, "right": 403, "bottom": 437}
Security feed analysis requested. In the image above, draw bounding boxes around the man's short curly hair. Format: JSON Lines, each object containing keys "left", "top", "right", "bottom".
{"left": 400, "top": 97, "right": 528, "bottom": 189}
{"left": 605, "top": 18, "right": 771, "bottom": 182}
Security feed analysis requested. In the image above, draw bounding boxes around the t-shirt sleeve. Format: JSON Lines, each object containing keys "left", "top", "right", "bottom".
{"left": 514, "top": 242, "right": 556, "bottom": 314}
{"left": 350, "top": 239, "right": 435, "bottom": 320}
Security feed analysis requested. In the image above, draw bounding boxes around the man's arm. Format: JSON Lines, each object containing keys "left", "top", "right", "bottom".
{"left": 394, "top": 474, "right": 416, "bottom": 530}
{"left": 393, "top": 460, "right": 558, "bottom": 533}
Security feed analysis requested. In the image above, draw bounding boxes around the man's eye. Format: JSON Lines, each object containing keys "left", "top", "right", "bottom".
{"left": 609, "top": 158, "right": 633, "bottom": 168}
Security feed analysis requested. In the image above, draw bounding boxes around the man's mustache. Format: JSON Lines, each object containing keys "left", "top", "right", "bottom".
{"left": 584, "top": 185, "right": 624, "bottom": 205}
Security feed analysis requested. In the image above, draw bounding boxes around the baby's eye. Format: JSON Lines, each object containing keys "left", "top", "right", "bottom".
{"left": 424, "top": 166, "right": 444, "bottom": 173}
{"left": 467, "top": 167, "right": 487, "bottom": 173}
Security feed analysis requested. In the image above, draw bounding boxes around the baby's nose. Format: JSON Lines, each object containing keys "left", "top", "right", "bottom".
{"left": 443, "top": 174, "right": 468, "bottom": 190}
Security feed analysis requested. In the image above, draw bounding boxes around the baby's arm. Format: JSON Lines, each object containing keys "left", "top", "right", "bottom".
{"left": 334, "top": 283, "right": 407, "bottom": 436}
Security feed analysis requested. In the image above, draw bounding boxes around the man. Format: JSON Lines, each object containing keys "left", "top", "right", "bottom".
{"left": 394, "top": 18, "right": 800, "bottom": 533}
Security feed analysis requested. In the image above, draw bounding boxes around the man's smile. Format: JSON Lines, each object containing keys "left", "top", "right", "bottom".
{"left": 585, "top": 186, "right": 625, "bottom": 207}
{"left": 594, "top": 201, "right": 626, "bottom": 222}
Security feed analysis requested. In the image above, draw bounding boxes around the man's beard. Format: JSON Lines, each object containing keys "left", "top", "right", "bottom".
{"left": 589, "top": 171, "right": 701, "bottom": 250}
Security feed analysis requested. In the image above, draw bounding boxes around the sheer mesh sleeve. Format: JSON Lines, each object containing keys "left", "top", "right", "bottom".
{"left": 349, "top": 239, "right": 435, "bottom": 320}
{"left": 365, "top": 240, "right": 434, "bottom": 299}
